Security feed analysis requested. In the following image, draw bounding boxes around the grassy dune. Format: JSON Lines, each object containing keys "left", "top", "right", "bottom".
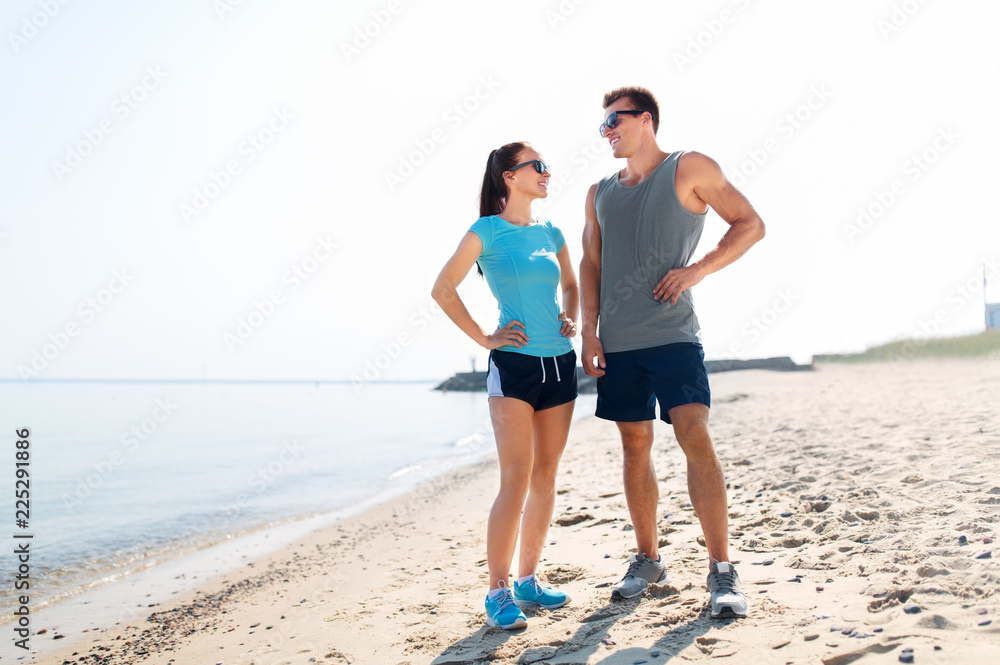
{"left": 816, "top": 330, "right": 1000, "bottom": 362}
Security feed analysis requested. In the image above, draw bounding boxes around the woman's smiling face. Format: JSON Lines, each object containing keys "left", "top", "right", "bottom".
{"left": 504, "top": 147, "right": 551, "bottom": 200}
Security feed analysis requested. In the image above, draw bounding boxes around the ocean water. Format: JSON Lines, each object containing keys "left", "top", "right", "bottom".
{"left": 0, "top": 380, "right": 595, "bottom": 617}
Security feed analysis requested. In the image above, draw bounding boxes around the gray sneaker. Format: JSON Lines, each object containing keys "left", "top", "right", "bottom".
{"left": 707, "top": 561, "right": 748, "bottom": 618}
{"left": 611, "top": 553, "right": 669, "bottom": 599}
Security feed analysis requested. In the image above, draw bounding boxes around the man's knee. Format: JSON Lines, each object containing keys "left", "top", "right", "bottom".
{"left": 621, "top": 442, "right": 654, "bottom": 473}
{"left": 669, "top": 404, "right": 711, "bottom": 444}
{"left": 618, "top": 421, "right": 653, "bottom": 447}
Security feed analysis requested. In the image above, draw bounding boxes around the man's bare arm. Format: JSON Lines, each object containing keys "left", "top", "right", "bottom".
{"left": 654, "top": 151, "right": 765, "bottom": 304}
{"left": 580, "top": 183, "right": 606, "bottom": 377}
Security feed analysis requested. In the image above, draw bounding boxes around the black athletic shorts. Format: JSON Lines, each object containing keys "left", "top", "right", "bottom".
{"left": 595, "top": 342, "right": 710, "bottom": 424}
{"left": 486, "top": 349, "right": 578, "bottom": 411}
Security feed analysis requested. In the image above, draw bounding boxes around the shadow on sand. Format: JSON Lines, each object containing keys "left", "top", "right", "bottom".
{"left": 433, "top": 593, "right": 739, "bottom": 664}
{"left": 431, "top": 595, "right": 639, "bottom": 664}
{"left": 590, "top": 608, "right": 739, "bottom": 664}
{"left": 431, "top": 622, "right": 519, "bottom": 664}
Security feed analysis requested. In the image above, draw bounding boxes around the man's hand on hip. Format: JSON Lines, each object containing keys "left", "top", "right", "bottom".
{"left": 654, "top": 264, "right": 708, "bottom": 305}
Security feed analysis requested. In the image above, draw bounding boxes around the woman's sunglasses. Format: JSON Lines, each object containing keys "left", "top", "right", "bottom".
{"left": 507, "top": 159, "right": 550, "bottom": 174}
{"left": 599, "top": 110, "right": 644, "bottom": 137}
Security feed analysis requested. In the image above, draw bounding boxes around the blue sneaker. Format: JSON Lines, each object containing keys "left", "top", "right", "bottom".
{"left": 512, "top": 576, "right": 570, "bottom": 610}
{"left": 484, "top": 583, "right": 527, "bottom": 630}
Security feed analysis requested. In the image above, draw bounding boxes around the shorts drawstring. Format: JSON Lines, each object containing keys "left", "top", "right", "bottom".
{"left": 539, "top": 356, "right": 561, "bottom": 384}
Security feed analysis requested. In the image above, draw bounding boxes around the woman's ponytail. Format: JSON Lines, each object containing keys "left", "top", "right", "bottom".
{"left": 475, "top": 142, "right": 529, "bottom": 276}
{"left": 478, "top": 142, "right": 529, "bottom": 217}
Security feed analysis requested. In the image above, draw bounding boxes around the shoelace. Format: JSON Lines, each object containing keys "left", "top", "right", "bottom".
{"left": 527, "top": 578, "right": 545, "bottom": 596}
{"left": 493, "top": 588, "right": 516, "bottom": 611}
{"left": 623, "top": 557, "right": 648, "bottom": 579}
{"left": 713, "top": 570, "right": 738, "bottom": 594}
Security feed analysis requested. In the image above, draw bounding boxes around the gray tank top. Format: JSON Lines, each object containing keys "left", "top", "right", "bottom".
{"left": 594, "top": 151, "right": 706, "bottom": 353}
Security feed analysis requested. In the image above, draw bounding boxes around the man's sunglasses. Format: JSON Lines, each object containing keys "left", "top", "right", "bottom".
{"left": 599, "top": 110, "right": 645, "bottom": 137}
{"left": 507, "top": 159, "right": 550, "bottom": 174}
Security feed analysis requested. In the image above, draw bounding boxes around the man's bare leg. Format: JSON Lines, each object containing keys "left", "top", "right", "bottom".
{"left": 667, "top": 403, "right": 729, "bottom": 565}
{"left": 617, "top": 420, "right": 659, "bottom": 559}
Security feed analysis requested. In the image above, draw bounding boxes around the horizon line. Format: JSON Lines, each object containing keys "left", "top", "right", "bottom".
{"left": 0, "top": 378, "right": 441, "bottom": 385}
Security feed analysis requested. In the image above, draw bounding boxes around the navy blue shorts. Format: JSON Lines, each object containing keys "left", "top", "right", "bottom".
{"left": 487, "top": 349, "right": 578, "bottom": 411}
{"left": 595, "top": 342, "right": 710, "bottom": 424}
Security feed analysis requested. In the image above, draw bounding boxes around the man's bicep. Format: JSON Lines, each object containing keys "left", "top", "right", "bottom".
{"left": 690, "top": 153, "right": 755, "bottom": 225}
{"left": 708, "top": 180, "right": 757, "bottom": 226}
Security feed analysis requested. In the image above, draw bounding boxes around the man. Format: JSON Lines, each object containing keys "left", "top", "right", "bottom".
{"left": 580, "top": 86, "right": 765, "bottom": 619}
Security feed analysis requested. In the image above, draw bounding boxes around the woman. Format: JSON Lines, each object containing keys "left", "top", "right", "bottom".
{"left": 431, "top": 142, "right": 579, "bottom": 630}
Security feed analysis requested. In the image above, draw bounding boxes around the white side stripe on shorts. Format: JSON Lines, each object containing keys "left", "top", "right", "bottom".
{"left": 487, "top": 357, "right": 503, "bottom": 397}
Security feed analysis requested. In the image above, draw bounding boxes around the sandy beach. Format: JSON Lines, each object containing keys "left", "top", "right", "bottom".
{"left": 27, "top": 358, "right": 1000, "bottom": 665}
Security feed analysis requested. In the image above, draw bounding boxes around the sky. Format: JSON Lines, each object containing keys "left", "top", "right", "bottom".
{"left": 2, "top": 0, "right": 998, "bottom": 381}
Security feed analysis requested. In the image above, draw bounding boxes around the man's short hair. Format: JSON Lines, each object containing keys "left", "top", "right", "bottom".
{"left": 603, "top": 86, "right": 660, "bottom": 135}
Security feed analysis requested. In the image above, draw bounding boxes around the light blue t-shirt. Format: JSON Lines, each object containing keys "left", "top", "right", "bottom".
{"left": 469, "top": 215, "right": 573, "bottom": 357}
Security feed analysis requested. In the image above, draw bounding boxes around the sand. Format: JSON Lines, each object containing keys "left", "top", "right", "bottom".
{"left": 25, "top": 357, "right": 1000, "bottom": 664}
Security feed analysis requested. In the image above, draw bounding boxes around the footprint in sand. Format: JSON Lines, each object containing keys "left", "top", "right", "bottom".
{"left": 540, "top": 564, "right": 589, "bottom": 584}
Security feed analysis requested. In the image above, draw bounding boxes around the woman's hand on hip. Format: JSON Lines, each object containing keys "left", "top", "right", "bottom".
{"left": 558, "top": 311, "right": 578, "bottom": 338}
{"left": 484, "top": 321, "right": 529, "bottom": 350}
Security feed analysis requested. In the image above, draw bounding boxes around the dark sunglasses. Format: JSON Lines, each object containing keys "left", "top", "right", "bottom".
{"left": 599, "top": 110, "right": 644, "bottom": 137}
{"left": 507, "top": 159, "right": 550, "bottom": 174}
